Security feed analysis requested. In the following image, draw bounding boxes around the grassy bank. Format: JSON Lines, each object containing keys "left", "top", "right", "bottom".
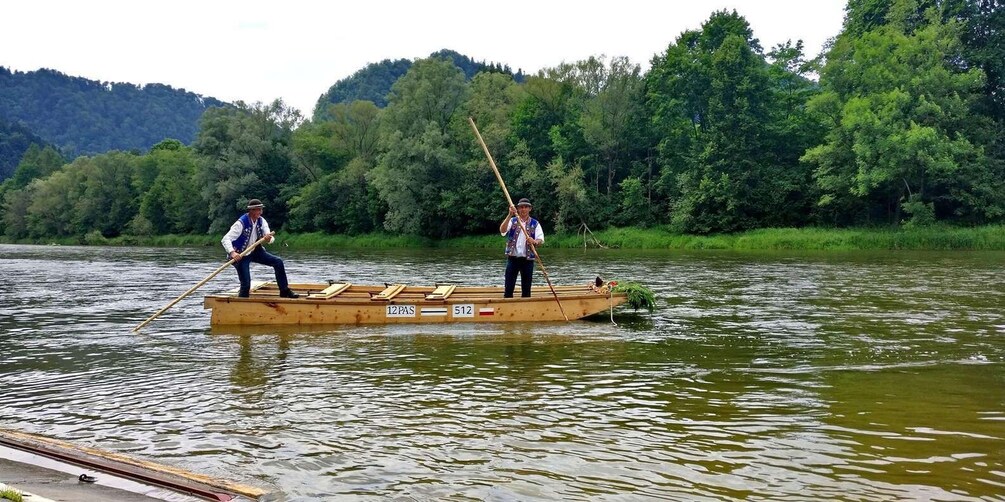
{"left": 4, "top": 225, "right": 1005, "bottom": 251}
{"left": 387, "top": 225, "right": 1005, "bottom": 251}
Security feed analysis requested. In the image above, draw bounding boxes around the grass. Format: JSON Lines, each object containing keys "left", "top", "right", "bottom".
{"left": 4, "top": 224, "right": 1005, "bottom": 251}
{"left": 1, "top": 486, "right": 24, "bottom": 502}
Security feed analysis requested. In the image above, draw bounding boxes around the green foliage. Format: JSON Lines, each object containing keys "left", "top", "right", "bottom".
{"left": 0, "top": 116, "right": 54, "bottom": 182}
{"left": 193, "top": 100, "right": 299, "bottom": 232}
{"left": 314, "top": 58, "right": 413, "bottom": 115}
{"left": 313, "top": 50, "right": 525, "bottom": 119}
{"left": 0, "top": 67, "right": 227, "bottom": 157}
{"left": 134, "top": 144, "right": 207, "bottom": 234}
{"left": 611, "top": 281, "right": 657, "bottom": 312}
{"left": 805, "top": 0, "right": 1000, "bottom": 226}
{"left": 4, "top": 143, "right": 65, "bottom": 189}
{"left": 1, "top": 23, "right": 1003, "bottom": 246}
{"left": 901, "top": 193, "right": 936, "bottom": 227}
{"left": 647, "top": 10, "right": 822, "bottom": 234}
{"left": 370, "top": 57, "right": 469, "bottom": 236}
{"left": 1, "top": 485, "right": 24, "bottom": 502}
{"left": 962, "top": 0, "right": 1005, "bottom": 121}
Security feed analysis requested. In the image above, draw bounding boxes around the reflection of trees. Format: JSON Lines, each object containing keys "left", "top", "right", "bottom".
{"left": 226, "top": 332, "right": 291, "bottom": 405}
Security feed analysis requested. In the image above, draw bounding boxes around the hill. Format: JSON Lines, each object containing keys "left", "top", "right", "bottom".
{"left": 0, "top": 115, "right": 56, "bottom": 182}
{"left": 313, "top": 49, "right": 526, "bottom": 120}
{"left": 0, "top": 67, "right": 228, "bottom": 157}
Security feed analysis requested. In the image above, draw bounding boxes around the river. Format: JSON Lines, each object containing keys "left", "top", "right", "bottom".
{"left": 1, "top": 243, "right": 1002, "bottom": 500}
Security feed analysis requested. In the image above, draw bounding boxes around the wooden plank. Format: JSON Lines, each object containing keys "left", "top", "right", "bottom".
{"left": 371, "top": 283, "right": 406, "bottom": 301}
{"left": 0, "top": 429, "right": 267, "bottom": 499}
{"left": 307, "top": 282, "right": 351, "bottom": 299}
{"left": 226, "top": 280, "right": 269, "bottom": 295}
{"left": 425, "top": 285, "right": 456, "bottom": 300}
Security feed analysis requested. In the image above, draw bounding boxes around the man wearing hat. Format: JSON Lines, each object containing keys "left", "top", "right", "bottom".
{"left": 499, "top": 198, "right": 545, "bottom": 298}
{"left": 221, "top": 198, "right": 298, "bottom": 298}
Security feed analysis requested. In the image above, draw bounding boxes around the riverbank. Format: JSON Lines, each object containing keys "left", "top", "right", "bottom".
{"left": 3, "top": 224, "right": 1005, "bottom": 251}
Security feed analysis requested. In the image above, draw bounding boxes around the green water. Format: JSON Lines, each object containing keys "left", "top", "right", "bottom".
{"left": 1, "top": 244, "right": 1002, "bottom": 500}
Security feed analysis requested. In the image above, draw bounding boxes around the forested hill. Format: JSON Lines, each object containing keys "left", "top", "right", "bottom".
{"left": 0, "top": 115, "right": 54, "bottom": 182}
{"left": 0, "top": 67, "right": 228, "bottom": 157}
{"left": 313, "top": 49, "right": 525, "bottom": 119}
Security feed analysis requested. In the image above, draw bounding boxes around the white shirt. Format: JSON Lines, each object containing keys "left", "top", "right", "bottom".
{"left": 501, "top": 217, "right": 544, "bottom": 257}
{"left": 221, "top": 216, "right": 274, "bottom": 254}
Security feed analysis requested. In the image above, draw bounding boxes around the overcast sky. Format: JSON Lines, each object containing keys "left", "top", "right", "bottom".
{"left": 2, "top": 0, "right": 848, "bottom": 115}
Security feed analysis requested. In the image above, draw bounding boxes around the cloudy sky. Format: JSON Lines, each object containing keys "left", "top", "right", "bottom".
{"left": 2, "top": 0, "right": 848, "bottom": 115}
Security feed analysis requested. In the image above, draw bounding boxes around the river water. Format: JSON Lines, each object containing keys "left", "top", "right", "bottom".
{"left": 1, "top": 243, "right": 1002, "bottom": 500}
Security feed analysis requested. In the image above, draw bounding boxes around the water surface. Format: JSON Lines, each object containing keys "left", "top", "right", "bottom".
{"left": 1, "top": 244, "right": 1002, "bottom": 500}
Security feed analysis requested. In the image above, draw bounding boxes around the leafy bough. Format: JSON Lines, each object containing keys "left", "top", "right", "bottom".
{"left": 611, "top": 281, "right": 657, "bottom": 312}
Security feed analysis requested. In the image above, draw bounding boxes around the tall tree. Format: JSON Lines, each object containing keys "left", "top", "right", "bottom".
{"left": 132, "top": 140, "right": 207, "bottom": 235}
{"left": 804, "top": 0, "right": 1000, "bottom": 225}
{"left": 647, "top": 10, "right": 815, "bottom": 233}
{"left": 578, "top": 56, "right": 650, "bottom": 197}
{"left": 370, "top": 57, "right": 469, "bottom": 236}
{"left": 457, "top": 72, "right": 526, "bottom": 233}
{"left": 287, "top": 100, "right": 385, "bottom": 234}
{"left": 193, "top": 100, "right": 299, "bottom": 233}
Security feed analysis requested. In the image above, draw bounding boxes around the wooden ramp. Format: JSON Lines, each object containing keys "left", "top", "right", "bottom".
{"left": 0, "top": 428, "right": 267, "bottom": 500}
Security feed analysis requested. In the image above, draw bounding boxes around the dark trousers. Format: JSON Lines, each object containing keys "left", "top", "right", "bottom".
{"left": 504, "top": 256, "right": 535, "bottom": 298}
{"left": 233, "top": 247, "right": 289, "bottom": 297}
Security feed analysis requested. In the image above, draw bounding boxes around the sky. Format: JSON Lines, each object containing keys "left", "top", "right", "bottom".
{"left": 2, "top": 0, "right": 848, "bottom": 116}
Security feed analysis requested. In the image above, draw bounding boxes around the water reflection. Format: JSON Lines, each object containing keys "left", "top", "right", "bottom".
{"left": 0, "top": 244, "right": 1003, "bottom": 500}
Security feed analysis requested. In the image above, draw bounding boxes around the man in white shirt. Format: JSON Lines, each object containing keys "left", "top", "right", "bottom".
{"left": 499, "top": 198, "right": 544, "bottom": 297}
{"left": 221, "top": 198, "right": 298, "bottom": 298}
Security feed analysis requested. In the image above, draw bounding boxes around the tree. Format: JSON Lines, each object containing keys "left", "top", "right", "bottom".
{"left": 647, "top": 10, "right": 815, "bottom": 233}
{"left": 803, "top": 1, "right": 999, "bottom": 225}
{"left": 4, "top": 144, "right": 65, "bottom": 189}
{"left": 193, "top": 100, "right": 299, "bottom": 233}
{"left": 73, "top": 152, "right": 139, "bottom": 237}
{"left": 457, "top": 72, "right": 526, "bottom": 233}
{"left": 134, "top": 143, "right": 206, "bottom": 234}
{"left": 370, "top": 57, "right": 469, "bottom": 236}
{"left": 578, "top": 56, "right": 650, "bottom": 197}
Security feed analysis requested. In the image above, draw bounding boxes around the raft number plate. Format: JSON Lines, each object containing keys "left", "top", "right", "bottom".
{"left": 452, "top": 304, "right": 474, "bottom": 317}
{"left": 386, "top": 305, "right": 416, "bottom": 317}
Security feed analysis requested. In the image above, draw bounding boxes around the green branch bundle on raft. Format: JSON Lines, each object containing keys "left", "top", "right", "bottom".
{"left": 611, "top": 281, "right": 657, "bottom": 312}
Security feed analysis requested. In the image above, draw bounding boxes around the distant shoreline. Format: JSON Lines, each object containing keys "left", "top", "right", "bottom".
{"left": 3, "top": 225, "right": 1004, "bottom": 251}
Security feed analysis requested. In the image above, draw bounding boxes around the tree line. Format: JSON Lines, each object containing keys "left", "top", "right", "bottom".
{"left": 1, "top": 0, "right": 1002, "bottom": 242}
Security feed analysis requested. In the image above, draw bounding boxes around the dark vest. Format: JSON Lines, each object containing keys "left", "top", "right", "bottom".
{"left": 504, "top": 217, "right": 538, "bottom": 259}
{"left": 230, "top": 214, "right": 264, "bottom": 254}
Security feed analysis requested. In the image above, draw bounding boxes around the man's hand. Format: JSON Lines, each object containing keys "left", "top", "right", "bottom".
{"left": 230, "top": 251, "right": 242, "bottom": 262}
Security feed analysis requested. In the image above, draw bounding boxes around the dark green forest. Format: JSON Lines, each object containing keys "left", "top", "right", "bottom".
{"left": 1, "top": 0, "right": 1002, "bottom": 242}
{"left": 313, "top": 49, "right": 525, "bottom": 119}
{"left": 0, "top": 116, "right": 54, "bottom": 182}
{"left": 0, "top": 67, "right": 227, "bottom": 158}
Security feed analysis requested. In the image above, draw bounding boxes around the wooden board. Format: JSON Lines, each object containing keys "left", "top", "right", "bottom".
{"left": 307, "top": 282, "right": 351, "bottom": 299}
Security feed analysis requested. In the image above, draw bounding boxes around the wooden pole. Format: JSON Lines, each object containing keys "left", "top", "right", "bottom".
{"left": 132, "top": 235, "right": 271, "bottom": 332}
{"left": 468, "top": 117, "right": 569, "bottom": 321}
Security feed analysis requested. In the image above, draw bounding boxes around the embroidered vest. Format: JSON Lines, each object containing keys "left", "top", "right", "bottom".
{"left": 504, "top": 217, "right": 538, "bottom": 259}
{"left": 231, "top": 214, "right": 264, "bottom": 254}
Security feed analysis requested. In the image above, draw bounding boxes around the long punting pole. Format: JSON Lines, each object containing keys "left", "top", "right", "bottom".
{"left": 132, "top": 234, "right": 271, "bottom": 332}
{"left": 468, "top": 117, "right": 569, "bottom": 321}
